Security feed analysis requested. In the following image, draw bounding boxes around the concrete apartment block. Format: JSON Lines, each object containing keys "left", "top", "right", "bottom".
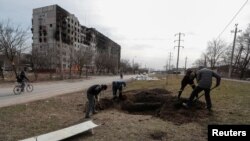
{"left": 32, "top": 4, "right": 120, "bottom": 72}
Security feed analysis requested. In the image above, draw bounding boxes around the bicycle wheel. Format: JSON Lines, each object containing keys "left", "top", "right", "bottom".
{"left": 13, "top": 86, "right": 22, "bottom": 95}
{"left": 26, "top": 84, "right": 33, "bottom": 92}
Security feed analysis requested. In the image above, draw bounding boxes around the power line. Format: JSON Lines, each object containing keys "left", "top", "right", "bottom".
{"left": 217, "top": 0, "right": 248, "bottom": 39}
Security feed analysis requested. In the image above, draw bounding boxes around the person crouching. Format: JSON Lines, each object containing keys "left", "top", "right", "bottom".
{"left": 85, "top": 84, "right": 107, "bottom": 118}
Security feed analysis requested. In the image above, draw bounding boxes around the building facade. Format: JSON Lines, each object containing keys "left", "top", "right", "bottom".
{"left": 32, "top": 5, "right": 120, "bottom": 72}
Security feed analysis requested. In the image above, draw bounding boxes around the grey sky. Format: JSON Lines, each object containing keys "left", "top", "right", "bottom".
{"left": 1, "top": 0, "right": 250, "bottom": 70}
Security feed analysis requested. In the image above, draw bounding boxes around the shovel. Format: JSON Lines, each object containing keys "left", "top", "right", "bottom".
{"left": 193, "top": 86, "right": 217, "bottom": 102}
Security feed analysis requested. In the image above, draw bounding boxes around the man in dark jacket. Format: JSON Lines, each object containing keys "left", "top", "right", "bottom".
{"left": 112, "top": 81, "right": 126, "bottom": 99}
{"left": 183, "top": 67, "right": 221, "bottom": 111}
{"left": 178, "top": 69, "right": 197, "bottom": 99}
{"left": 17, "top": 70, "right": 29, "bottom": 92}
{"left": 85, "top": 84, "right": 107, "bottom": 118}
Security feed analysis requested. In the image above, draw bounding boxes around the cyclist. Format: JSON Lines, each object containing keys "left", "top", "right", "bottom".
{"left": 16, "top": 70, "right": 29, "bottom": 92}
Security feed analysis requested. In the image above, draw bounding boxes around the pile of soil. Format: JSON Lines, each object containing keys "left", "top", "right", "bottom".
{"left": 96, "top": 98, "right": 114, "bottom": 110}
{"left": 96, "top": 88, "right": 208, "bottom": 124}
{"left": 150, "top": 131, "right": 167, "bottom": 140}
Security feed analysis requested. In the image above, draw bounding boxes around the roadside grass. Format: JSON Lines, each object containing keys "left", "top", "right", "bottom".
{"left": 0, "top": 75, "right": 249, "bottom": 141}
{"left": 0, "top": 92, "right": 86, "bottom": 141}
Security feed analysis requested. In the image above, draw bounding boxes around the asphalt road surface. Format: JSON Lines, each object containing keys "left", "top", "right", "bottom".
{"left": 0, "top": 75, "right": 134, "bottom": 108}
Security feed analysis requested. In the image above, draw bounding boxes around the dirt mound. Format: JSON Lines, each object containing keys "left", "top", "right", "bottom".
{"left": 95, "top": 88, "right": 208, "bottom": 124}
{"left": 158, "top": 98, "right": 207, "bottom": 124}
{"left": 150, "top": 131, "right": 167, "bottom": 140}
{"left": 148, "top": 88, "right": 172, "bottom": 95}
{"left": 96, "top": 98, "right": 114, "bottom": 110}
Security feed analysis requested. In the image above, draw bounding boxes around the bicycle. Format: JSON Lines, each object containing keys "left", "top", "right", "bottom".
{"left": 13, "top": 81, "right": 34, "bottom": 95}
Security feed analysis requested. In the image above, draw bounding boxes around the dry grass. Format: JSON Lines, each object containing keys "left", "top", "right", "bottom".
{"left": 0, "top": 75, "right": 249, "bottom": 141}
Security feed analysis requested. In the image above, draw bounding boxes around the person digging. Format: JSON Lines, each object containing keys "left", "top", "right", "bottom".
{"left": 182, "top": 66, "right": 221, "bottom": 111}
{"left": 85, "top": 84, "right": 107, "bottom": 118}
{"left": 112, "top": 80, "right": 126, "bottom": 100}
{"left": 178, "top": 69, "right": 197, "bottom": 99}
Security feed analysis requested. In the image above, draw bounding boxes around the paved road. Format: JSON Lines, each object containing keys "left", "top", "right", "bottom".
{"left": 0, "top": 75, "right": 134, "bottom": 108}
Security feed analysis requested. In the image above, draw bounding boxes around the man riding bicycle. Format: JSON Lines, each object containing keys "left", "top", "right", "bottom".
{"left": 16, "top": 70, "right": 29, "bottom": 92}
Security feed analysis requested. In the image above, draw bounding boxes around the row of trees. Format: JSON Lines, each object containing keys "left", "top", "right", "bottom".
{"left": 31, "top": 44, "right": 95, "bottom": 80}
{"left": 120, "top": 59, "right": 143, "bottom": 74}
{"left": 0, "top": 21, "right": 30, "bottom": 79}
{"left": 194, "top": 24, "right": 250, "bottom": 78}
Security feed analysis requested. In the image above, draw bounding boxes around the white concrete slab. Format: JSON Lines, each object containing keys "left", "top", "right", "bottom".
{"left": 20, "top": 120, "right": 98, "bottom": 141}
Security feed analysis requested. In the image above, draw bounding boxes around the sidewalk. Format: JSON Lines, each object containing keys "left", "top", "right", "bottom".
{"left": 222, "top": 78, "right": 250, "bottom": 83}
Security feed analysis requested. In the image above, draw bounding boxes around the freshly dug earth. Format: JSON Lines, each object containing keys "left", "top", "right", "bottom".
{"left": 96, "top": 88, "right": 208, "bottom": 124}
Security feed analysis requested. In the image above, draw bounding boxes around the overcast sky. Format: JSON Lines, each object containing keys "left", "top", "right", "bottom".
{"left": 0, "top": 0, "right": 250, "bottom": 70}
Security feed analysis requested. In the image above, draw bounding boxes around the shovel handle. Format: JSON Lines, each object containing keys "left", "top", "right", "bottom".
{"left": 193, "top": 86, "right": 217, "bottom": 102}
{"left": 210, "top": 86, "right": 217, "bottom": 91}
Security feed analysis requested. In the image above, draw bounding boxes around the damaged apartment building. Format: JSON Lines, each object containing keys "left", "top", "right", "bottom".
{"left": 32, "top": 5, "right": 120, "bottom": 73}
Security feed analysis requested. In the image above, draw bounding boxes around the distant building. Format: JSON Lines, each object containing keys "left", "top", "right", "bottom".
{"left": 32, "top": 4, "right": 120, "bottom": 72}
{"left": 90, "top": 28, "right": 121, "bottom": 70}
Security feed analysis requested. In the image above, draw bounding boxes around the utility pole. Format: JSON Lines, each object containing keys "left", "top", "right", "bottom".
{"left": 184, "top": 57, "right": 187, "bottom": 70}
{"left": 228, "top": 24, "right": 241, "bottom": 78}
{"left": 168, "top": 52, "right": 172, "bottom": 71}
{"left": 204, "top": 54, "right": 207, "bottom": 67}
{"left": 166, "top": 52, "right": 172, "bottom": 86}
{"left": 174, "top": 32, "right": 185, "bottom": 71}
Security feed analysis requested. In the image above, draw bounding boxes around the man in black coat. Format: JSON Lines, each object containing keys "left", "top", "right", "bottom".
{"left": 17, "top": 70, "right": 29, "bottom": 92}
{"left": 183, "top": 67, "right": 221, "bottom": 111}
{"left": 112, "top": 81, "right": 126, "bottom": 99}
{"left": 178, "top": 69, "right": 196, "bottom": 99}
{"left": 85, "top": 84, "right": 107, "bottom": 118}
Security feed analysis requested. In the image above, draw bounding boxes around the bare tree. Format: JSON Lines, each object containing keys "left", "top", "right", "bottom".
{"left": 236, "top": 25, "right": 250, "bottom": 78}
{"left": 95, "top": 52, "right": 108, "bottom": 74}
{"left": 45, "top": 46, "right": 58, "bottom": 79}
{"left": 221, "top": 46, "right": 232, "bottom": 66}
{"left": 68, "top": 47, "right": 76, "bottom": 79}
{"left": 106, "top": 55, "right": 119, "bottom": 74}
{"left": 31, "top": 47, "right": 47, "bottom": 80}
{"left": 206, "top": 39, "right": 227, "bottom": 69}
{"left": 193, "top": 53, "right": 207, "bottom": 67}
{"left": 0, "top": 60, "right": 4, "bottom": 80}
{"left": 75, "top": 46, "right": 94, "bottom": 77}
{"left": 0, "top": 44, "right": 3, "bottom": 52}
{"left": 120, "top": 59, "right": 132, "bottom": 73}
{"left": 220, "top": 24, "right": 250, "bottom": 78}
{"left": 0, "top": 21, "right": 30, "bottom": 77}
{"left": 133, "top": 63, "right": 140, "bottom": 74}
